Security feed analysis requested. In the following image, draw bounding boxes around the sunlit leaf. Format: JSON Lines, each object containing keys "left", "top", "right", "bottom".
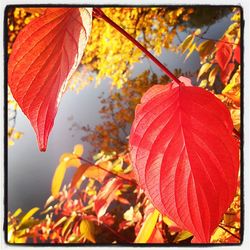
{"left": 147, "top": 227, "right": 164, "bottom": 243}
{"left": 44, "top": 195, "right": 55, "bottom": 208}
{"left": 208, "top": 66, "right": 219, "bottom": 86}
{"left": 80, "top": 219, "right": 96, "bottom": 243}
{"left": 197, "top": 63, "right": 212, "bottom": 80}
{"left": 8, "top": 8, "right": 92, "bottom": 151}
{"left": 73, "top": 144, "right": 84, "bottom": 156}
{"left": 53, "top": 216, "right": 67, "bottom": 229}
{"left": 62, "top": 215, "right": 76, "bottom": 236}
{"left": 71, "top": 164, "right": 89, "bottom": 189}
{"left": 94, "top": 178, "right": 123, "bottom": 218}
{"left": 179, "top": 34, "right": 194, "bottom": 53}
{"left": 123, "top": 206, "right": 134, "bottom": 221}
{"left": 83, "top": 161, "right": 113, "bottom": 183}
{"left": 174, "top": 231, "right": 193, "bottom": 243}
{"left": 20, "top": 207, "right": 39, "bottom": 226}
{"left": 215, "top": 37, "right": 233, "bottom": 70}
{"left": 12, "top": 208, "right": 22, "bottom": 218}
{"left": 197, "top": 40, "right": 216, "bottom": 61}
{"left": 51, "top": 161, "right": 66, "bottom": 197}
{"left": 130, "top": 77, "right": 239, "bottom": 242}
{"left": 134, "top": 209, "right": 159, "bottom": 243}
{"left": 184, "top": 43, "right": 196, "bottom": 61}
{"left": 220, "top": 63, "right": 235, "bottom": 84}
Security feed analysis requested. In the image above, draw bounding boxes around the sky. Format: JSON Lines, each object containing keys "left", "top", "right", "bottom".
{"left": 7, "top": 11, "right": 233, "bottom": 213}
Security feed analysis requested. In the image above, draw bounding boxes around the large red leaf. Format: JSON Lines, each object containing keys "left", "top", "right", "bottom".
{"left": 215, "top": 37, "right": 233, "bottom": 70}
{"left": 8, "top": 8, "right": 92, "bottom": 151}
{"left": 129, "top": 77, "right": 239, "bottom": 242}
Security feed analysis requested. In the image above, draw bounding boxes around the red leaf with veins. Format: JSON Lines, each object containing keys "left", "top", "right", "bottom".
{"left": 215, "top": 37, "right": 233, "bottom": 70}
{"left": 8, "top": 8, "right": 92, "bottom": 151}
{"left": 129, "top": 77, "right": 239, "bottom": 242}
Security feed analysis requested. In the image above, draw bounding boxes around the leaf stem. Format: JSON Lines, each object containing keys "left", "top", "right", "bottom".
{"left": 93, "top": 8, "right": 182, "bottom": 85}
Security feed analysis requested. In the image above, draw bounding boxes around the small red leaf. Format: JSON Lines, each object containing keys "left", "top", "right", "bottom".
{"left": 8, "top": 8, "right": 92, "bottom": 151}
{"left": 129, "top": 77, "right": 239, "bottom": 242}
{"left": 215, "top": 37, "right": 233, "bottom": 70}
{"left": 94, "top": 178, "right": 123, "bottom": 218}
{"left": 233, "top": 44, "right": 241, "bottom": 64}
{"left": 220, "top": 63, "right": 235, "bottom": 84}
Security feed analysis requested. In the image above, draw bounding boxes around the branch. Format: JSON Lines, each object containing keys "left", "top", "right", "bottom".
{"left": 218, "top": 225, "right": 241, "bottom": 241}
{"left": 77, "top": 156, "right": 137, "bottom": 185}
{"left": 93, "top": 8, "right": 182, "bottom": 86}
{"left": 195, "top": 35, "right": 239, "bottom": 46}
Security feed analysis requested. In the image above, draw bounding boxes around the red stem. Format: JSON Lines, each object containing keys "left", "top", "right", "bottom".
{"left": 93, "top": 8, "right": 182, "bottom": 85}
{"left": 78, "top": 156, "right": 136, "bottom": 185}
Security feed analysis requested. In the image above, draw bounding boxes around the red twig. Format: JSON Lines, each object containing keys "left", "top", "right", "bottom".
{"left": 77, "top": 156, "right": 136, "bottom": 185}
{"left": 93, "top": 8, "right": 182, "bottom": 85}
{"left": 218, "top": 225, "right": 241, "bottom": 241}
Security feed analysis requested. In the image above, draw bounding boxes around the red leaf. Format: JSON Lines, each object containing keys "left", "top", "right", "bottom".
{"left": 215, "top": 37, "right": 233, "bottom": 70}
{"left": 220, "top": 63, "right": 235, "bottom": 84}
{"left": 233, "top": 45, "right": 241, "bottom": 64}
{"left": 147, "top": 227, "right": 165, "bottom": 243}
{"left": 8, "top": 8, "right": 92, "bottom": 151}
{"left": 94, "top": 178, "right": 123, "bottom": 218}
{"left": 129, "top": 77, "right": 239, "bottom": 243}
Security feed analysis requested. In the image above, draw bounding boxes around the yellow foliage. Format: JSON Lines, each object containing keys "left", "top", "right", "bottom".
{"left": 79, "top": 220, "right": 96, "bottom": 243}
{"left": 51, "top": 145, "right": 84, "bottom": 196}
{"left": 134, "top": 209, "right": 159, "bottom": 243}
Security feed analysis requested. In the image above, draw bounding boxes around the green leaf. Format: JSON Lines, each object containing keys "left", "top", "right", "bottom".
{"left": 80, "top": 220, "right": 96, "bottom": 243}
{"left": 134, "top": 209, "right": 159, "bottom": 243}
{"left": 51, "top": 161, "right": 67, "bottom": 197}
{"left": 20, "top": 207, "right": 39, "bottom": 226}
{"left": 197, "top": 63, "right": 212, "bottom": 80}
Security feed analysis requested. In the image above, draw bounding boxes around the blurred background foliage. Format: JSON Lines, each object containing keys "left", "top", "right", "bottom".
{"left": 7, "top": 6, "right": 241, "bottom": 244}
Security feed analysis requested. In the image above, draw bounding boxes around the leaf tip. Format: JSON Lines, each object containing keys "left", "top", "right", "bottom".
{"left": 38, "top": 141, "right": 47, "bottom": 152}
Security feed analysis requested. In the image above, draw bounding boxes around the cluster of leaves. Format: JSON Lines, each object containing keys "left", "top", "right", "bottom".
{"left": 80, "top": 71, "right": 164, "bottom": 154}
{"left": 7, "top": 7, "right": 193, "bottom": 93}
{"left": 8, "top": 144, "right": 240, "bottom": 244}
{"left": 177, "top": 8, "right": 241, "bottom": 132}
{"left": 7, "top": 6, "right": 241, "bottom": 244}
{"left": 6, "top": 7, "right": 235, "bottom": 146}
{"left": 79, "top": 69, "right": 192, "bottom": 155}
{"left": 81, "top": 7, "right": 194, "bottom": 89}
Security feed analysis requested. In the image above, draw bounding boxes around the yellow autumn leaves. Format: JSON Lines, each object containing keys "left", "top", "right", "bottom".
{"left": 51, "top": 144, "right": 84, "bottom": 197}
